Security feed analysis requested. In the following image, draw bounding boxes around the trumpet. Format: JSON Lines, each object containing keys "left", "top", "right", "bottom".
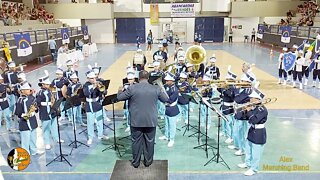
{"left": 233, "top": 98, "right": 277, "bottom": 112}
{"left": 96, "top": 81, "right": 105, "bottom": 92}
{"left": 23, "top": 102, "right": 37, "bottom": 120}
{"left": 72, "top": 85, "right": 83, "bottom": 96}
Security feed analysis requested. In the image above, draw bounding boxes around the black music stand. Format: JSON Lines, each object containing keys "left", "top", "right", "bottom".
{"left": 204, "top": 101, "right": 230, "bottom": 169}
{"left": 47, "top": 98, "right": 72, "bottom": 167}
{"left": 63, "top": 95, "right": 89, "bottom": 155}
{"left": 181, "top": 93, "right": 198, "bottom": 136}
{"left": 101, "top": 94, "right": 124, "bottom": 157}
{"left": 100, "top": 80, "right": 114, "bottom": 131}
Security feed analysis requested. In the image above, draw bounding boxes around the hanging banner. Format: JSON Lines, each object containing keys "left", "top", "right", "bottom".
{"left": 150, "top": 4, "right": 159, "bottom": 25}
{"left": 13, "top": 33, "right": 32, "bottom": 57}
{"left": 61, "top": 28, "right": 70, "bottom": 44}
{"left": 257, "top": 24, "right": 265, "bottom": 39}
{"left": 81, "top": 26, "right": 89, "bottom": 40}
{"left": 283, "top": 52, "right": 297, "bottom": 72}
{"left": 171, "top": 3, "right": 195, "bottom": 17}
{"left": 280, "top": 26, "right": 291, "bottom": 43}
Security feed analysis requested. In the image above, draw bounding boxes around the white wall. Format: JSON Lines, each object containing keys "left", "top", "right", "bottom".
{"left": 57, "top": 19, "right": 82, "bottom": 27}
{"left": 202, "top": 0, "right": 230, "bottom": 12}
{"left": 145, "top": 18, "right": 195, "bottom": 43}
{"left": 85, "top": 19, "right": 114, "bottom": 43}
{"left": 142, "top": 3, "right": 201, "bottom": 13}
{"left": 231, "top": 17, "right": 259, "bottom": 42}
{"left": 263, "top": 17, "right": 286, "bottom": 25}
{"left": 114, "top": 0, "right": 142, "bottom": 12}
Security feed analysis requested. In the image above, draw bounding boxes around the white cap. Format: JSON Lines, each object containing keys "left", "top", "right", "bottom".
{"left": 282, "top": 47, "right": 288, "bottom": 51}
{"left": 66, "top": 60, "right": 73, "bottom": 66}
{"left": 292, "top": 44, "right": 298, "bottom": 49}
{"left": 209, "top": 57, "right": 216, "bottom": 63}
{"left": 179, "top": 72, "right": 188, "bottom": 79}
{"left": 127, "top": 72, "right": 135, "bottom": 79}
{"left": 70, "top": 72, "right": 78, "bottom": 79}
{"left": 249, "top": 88, "right": 265, "bottom": 100}
{"left": 8, "top": 61, "right": 16, "bottom": 68}
{"left": 186, "top": 63, "right": 193, "bottom": 68}
{"left": 93, "top": 67, "right": 101, "bottom": 74}
{"left": 38, "top": 70, "right": 51, "bottom": 85}
{"left": 56, "top": 68, "right": 64, "bottom": 74}
{"left": 20, "top": 82, "right": 32, "bottom": 90}
{"left": 158, "top": 44, "right": 163, "bottom": 48}
{"left": 86, "top": 70, "right": 96, "bottom": 78}
{"left": 153, "top": 60, "right": 160, "bottom": 67}
{"left": 164, "top": 72, "right": 175, "bottom": 81}
{"left": 178, "top": 55, "right": 185, "bottom": 61}
{"left": 304, "top": 43, "right": 310, "bottom": 48}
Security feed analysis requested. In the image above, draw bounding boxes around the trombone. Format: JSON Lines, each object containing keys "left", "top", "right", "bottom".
{"left": 233, "top": 97, "right": 277, "bottom": 112}
{"left": 196, "top": 80, "right": 252, "bottom": 88}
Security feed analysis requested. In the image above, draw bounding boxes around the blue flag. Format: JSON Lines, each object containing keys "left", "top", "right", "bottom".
{"left": 14, "top": 33, "right": 32, "bottom": 57}
{"left": 308, "top": 53, "right": 318, "bottom": 72}
{"left": 61, "top": 28, "right": 70, "bottom": 44}
{"left": 281, "top": 26, "right": 291, "bottom": 43}
{"left": 81, "top": 26, "right": 89, "bottom": 40}
{"left": 283, "top": 52, "right": 297, "bottom": 72}
{"left": 257, "top": 24, "right": 265, "bottom": 39}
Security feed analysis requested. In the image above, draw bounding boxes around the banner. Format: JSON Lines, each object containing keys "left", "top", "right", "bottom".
{"left": 61, "top": 28, "right": 70, "bottom": 44}
{"left": 13, "top": 33, "right": 32, "bottom": 57}
{"left": 150, "top": 4, "right": 159, "bottom": 25}
{"left": 257, "top": 24, "right": 265, "bottom": 39}
{"left": 171, "top": 3, "right": 195, "bottom": 17}
{"left": 81, "top": 26, "right": 89, "bottom": 40}
{"left": 283, "top": 52, "right": 297, "bottom": 72}
{"left": 280, "top": 26, "right": 291, "bottom": 43}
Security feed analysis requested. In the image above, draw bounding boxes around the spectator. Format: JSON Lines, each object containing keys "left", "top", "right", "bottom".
{"left": 48, "top": 36, "right": 57, "bottom": 61}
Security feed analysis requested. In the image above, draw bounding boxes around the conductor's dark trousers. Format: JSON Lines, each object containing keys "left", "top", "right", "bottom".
{"left": 131, "top": 127, "right": 156, "bottom": 167}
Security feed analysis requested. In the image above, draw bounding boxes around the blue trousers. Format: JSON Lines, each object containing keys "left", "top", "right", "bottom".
{"left": 222, "top": 114, "right": 234, "bottom": 138}
{"left": 200, "top": 103, "right": 211, "bottom": 126}
{"left": 60, "top": 101, "right": 66, "bottom": 118}
{"left": 124, "top": 109, "right": 130, "bottom": 127}
{"left": 20, "top": 129, "right": 37, "bottom": 154}
{"left": 178, "top": 104, "right": 188, "bottom": 123}
{"left": 68, "top": 105, "right": 82, "bottom": 124}
{"left": 157, "top": 101, "right": 165, "bottom": 118}
{"left": 245, "top": 140, "right": 265, "bottom": 172}
{"left": 164, "top": 115, "right": 178, "bottom": 141}
{"left": 8, "top": 94, "right": 16, "bottom": 112}
{"left": 87, "top": 110, "right": 103, "bottom": 140}
{"left": 42, "top": 118, "right": 59, "bottom": 145}
{"left": 0, "top": 107, "right": 11, "bottom": 129}
{"left": 233, "top": 119, "right": 249, "bottom": 151}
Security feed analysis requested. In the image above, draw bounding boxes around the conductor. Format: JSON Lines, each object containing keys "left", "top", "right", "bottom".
{"left": 117, "top": 70, "right": 168, "bottom": 168}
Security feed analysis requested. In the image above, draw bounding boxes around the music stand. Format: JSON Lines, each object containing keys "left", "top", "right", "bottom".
{"left": 46, "top": 97, "right": 72, "bottom": 167}
{"left": 63, "top": 95, "right": 89, "bottom": 155}
{"left": 204, "top": 101, "right": 230, "bottom": 169}
{"left": 101, "top": 94, "right": 124, "bottom": 157}
{"left": 101, "top": 80, "right": 114, "bottom": 131}
{"left": 181, "top": 93, "right": 198, "bottom": 136}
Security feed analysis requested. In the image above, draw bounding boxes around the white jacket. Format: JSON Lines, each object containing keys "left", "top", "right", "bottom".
{"left": 303, "top": 50, "right": 312, "bottom": 66}
{"left": 314, "top": 59, "right": 320, "bottom": 70}
{"left": 295, "top": 57, "right": 305, "bottom": 72}
{"left": 278, "top": 53, "right": 285, "bottom": 69}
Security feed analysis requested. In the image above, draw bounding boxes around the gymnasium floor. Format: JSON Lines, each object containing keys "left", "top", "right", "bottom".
{"left": 0, "top": 42, "right": 320, "bottom": 180}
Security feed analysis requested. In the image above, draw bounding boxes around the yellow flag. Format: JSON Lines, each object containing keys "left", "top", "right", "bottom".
{"left": 150, "top": 4, "right": 159, "bottom": 25}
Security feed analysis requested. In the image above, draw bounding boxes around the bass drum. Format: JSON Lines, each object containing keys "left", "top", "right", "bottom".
{"left": 0, "top": 57, "right": 8, "bottom": 75}
{"left": 61, "top": 85, "right": 68, "bottom": 98}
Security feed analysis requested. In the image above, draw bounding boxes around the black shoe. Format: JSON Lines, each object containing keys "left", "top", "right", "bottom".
{"left": 131, "top": 163, "right": 139, "bottom": 168}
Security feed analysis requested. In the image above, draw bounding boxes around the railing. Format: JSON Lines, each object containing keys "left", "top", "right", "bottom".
{"left": 0, "top": 26, "right": 83, "bottom": 48}
{"left": 260, "top": 24, "right": 320, "bottom": 39}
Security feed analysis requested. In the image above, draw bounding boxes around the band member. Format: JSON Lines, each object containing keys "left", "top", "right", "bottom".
{"left": 194, "top": 32, "right": 198, "bottom": 45}
{"left": 162, "top": 35, "right": 168, "bottom": 53}
{"left": 231, "top": 72, "right": 255, "bottom": 156}
{"left": 241, "top": 63, "right": 257, "bottom": 85}
{"left": 197, "top": 34, "right": 202, "bottom": 46}
{"left": 312, "top": 53, "right": 320, "bottom": 88}
{"left": 64, "top": 60, "right": 78, "bottom": 80}
{"left": 186, "top": 63, "right": 198, "bottom": 79}
{"left": 149, "top": 60, "right": 165, "bottom": 120}
{"left": 205, "top": 55, "right": 220, "bottom": 80}
{"left": 153, "top": 44, "right": 168, "bottom": 63}
{"left": 200, "top": 72, "right": 213, "bottom": 129}
{"left": 133, "top": 49, "right": 147, "bottom": 72}
{"left": 15, "top": 82, "right": 43, "bottom": 155}
{"left": 83, "top": 70, "right": 108, "bottom": 145}
{"left": 278, "top": 47, "right": 288, "bottom": 85}
{"left": 66, "top": 72, "right": 84, "bottom": 126}
{"left": 136, "top": 36, "right": 141, "bottom": 49}
{"left": 176, "top": 71, "right": 190, "bottom": 124}
{"left": 288, "top": 44, "right": 299, "bottom": 83}
{"left": 237, "top": 88, "right": 268, "bottom": 176}
{"left": 174, "top": 47, "right": 185, "bottom": 63}
{"left": 293, "top": 50, "right": 305, "bottom": 89}
{"left": 4, "top": 61, "right": 18, "bottom": 115}
{"left": 36, "top": 70, "right": 64, "bottom": 150}
{"left": 52, "top": 67, "right": 69, "bottom": 121}
{"left": 302, "top": 43, "right": 312, "bottom": 86}
{"left": 175, "top": 55, "right": 186, "bottom": 76}
{"left": 123, "top": 72, "right": 137, "bottom": 132}
{"left": 159, "top": 72, "right": 179, "bottom": 147}
{"left": 218, "top": 66, "right": 237, "bottom": 144}
{"left": 0, "top": 75, "right": 12, "bottom": 131}
{"left": 147, "top": 33, "right": 153, "bottom": 51}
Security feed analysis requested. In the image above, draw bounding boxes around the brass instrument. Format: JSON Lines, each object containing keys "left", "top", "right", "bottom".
{"left": 96, "top": 81, "right": 106, "bottom": 92}
{"left": 233, "top": 98, "right": 277, "bottom": 112}
{"left": 185, "top": 45, "right": 206, "bottom": 72}
{"left": 196, "top": 80, "right": 252, "bottom": 88}
{"left": 72, "top": 85, "right": 83, "bottom": 96}
{"left": 23, "top": 102, "right": 37, "bottom": 120}
{"left": 61, "top": 85, "right": 68, "bottom": 98}
{"left": 153, "top": 76, "right": 169, "bottom": 99}
{"left": 49, "top": 85, "right": 57, "bottom": 93}
{"left": 163, "top": 63, "right": 176, "bottom": 74}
